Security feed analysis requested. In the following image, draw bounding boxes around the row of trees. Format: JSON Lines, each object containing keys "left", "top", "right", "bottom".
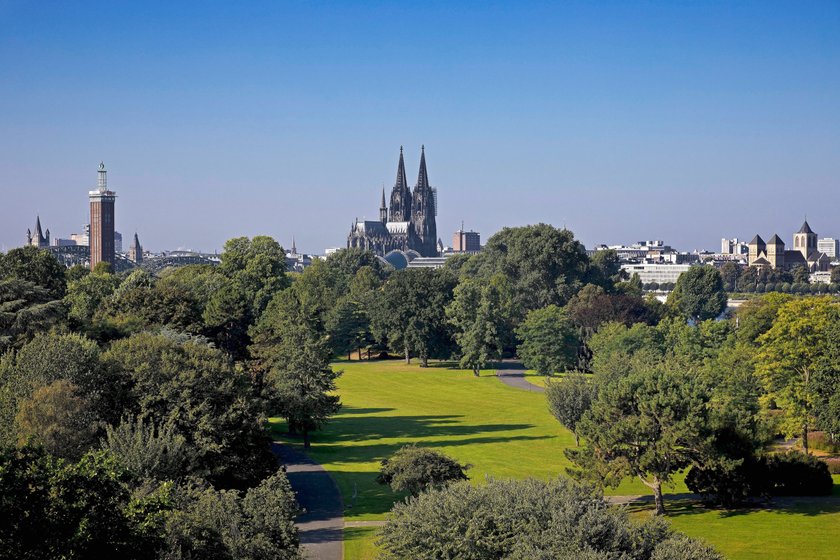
{"left": 0, "top": 242, "right": 308, "bottom": 558}
{"left": 545, "top": 293, "right": 839, "bottom": 513}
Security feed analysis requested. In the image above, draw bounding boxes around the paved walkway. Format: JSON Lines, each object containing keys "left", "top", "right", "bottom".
{"left": 272, "top": 443, "right": 344, "bottom": 560}
{"left": 496, "top": 362, "right": 545, "bottom": 393}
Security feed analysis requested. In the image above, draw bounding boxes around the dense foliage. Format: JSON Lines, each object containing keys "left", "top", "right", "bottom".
{"left": 377, "top": 477, "right": 722, "bottom": 560}
{"left": 377, "top": 445, "right": 469, "bottom": 496}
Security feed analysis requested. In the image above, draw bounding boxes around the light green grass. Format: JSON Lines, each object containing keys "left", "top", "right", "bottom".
{"left": 343, "top": 527, "right": 379, "bottom": 560}
{"left": 630, "top": 498, "right": 840, "bottom": 560}
{"left": 270, "top": 360, "right": 670, "bottom": 521}
{"left": 271, "top": 360, "right": 840, "bottom": 559}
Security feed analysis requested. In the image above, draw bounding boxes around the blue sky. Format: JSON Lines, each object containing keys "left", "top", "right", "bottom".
{"left": 1, "top": 1, "right": 838, "bottom": 253}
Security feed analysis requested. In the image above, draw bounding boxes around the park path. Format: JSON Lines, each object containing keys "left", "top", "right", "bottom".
{"left": 495, "top": 361, "right": 545, "bottom": 393}
{"left": 272, "top": 443, "right": 344, "bottom": 560}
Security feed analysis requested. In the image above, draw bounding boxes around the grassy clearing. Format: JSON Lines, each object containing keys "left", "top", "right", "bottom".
{"left": 271, "top": 360, "right": 840, "bottom": 559}
{"left": 270, "top": 360, "right": 668, "bottom": 521}
{"left": 629, "top": 498, "right": 840, "bottom": 560}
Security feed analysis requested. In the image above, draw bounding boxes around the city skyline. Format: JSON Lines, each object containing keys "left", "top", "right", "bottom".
{"left": 2, "top": 1, "right": 839, "bottom": 253}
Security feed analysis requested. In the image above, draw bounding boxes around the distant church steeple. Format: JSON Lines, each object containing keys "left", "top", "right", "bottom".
{"left": 389, "top": 146, "right": 412, "bottom": 222}
{"left": 379, "top": 187, "right": 388, "bottom": 223}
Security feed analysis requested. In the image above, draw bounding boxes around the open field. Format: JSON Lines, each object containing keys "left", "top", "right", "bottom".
{"left": 271, "top": 360, "right": 840, "bottom": 559}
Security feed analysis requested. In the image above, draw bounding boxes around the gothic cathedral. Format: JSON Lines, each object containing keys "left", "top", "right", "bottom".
{"left": 347, "top": 146, "right": 439, "bottom": 257}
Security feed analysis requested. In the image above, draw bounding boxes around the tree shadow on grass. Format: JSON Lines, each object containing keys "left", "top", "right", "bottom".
{"left": 627, "top": 497, "right": 840, "bottom": 520}
{"left": 318, "top": 412, "right": 536, "bottom": 444}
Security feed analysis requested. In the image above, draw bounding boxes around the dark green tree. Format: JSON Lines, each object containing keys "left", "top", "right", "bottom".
{"left": 103, "top": 333, "right": 275, "bottom": 487}
{"left": 377, "top": 445, "right": 469, "bottom": 496}
{"left": 0, "top": 278, "right": 66, "bottom": 353}
{"left": 667, "top": 266, "right": 727, "bottom": 322}
{"left": 568, "top": 363, "right": 712, "bottom": 515}
{"left": 372, "top": 268, "right": 457, "bottom": 365}
{"left": 462, "top": 224, "right": 590, "bottom": 319}
{"left": 792, "top": 265, "right": 811, "bottom": 285}
{"left": 515, "top": 305, "right": 578, "bottom": 375}
{"left": 251, "top": 289, "right": 341, "bottom": 447}
{"left": 0, "top": 246, "right": 67, "bottom": 299}
{"left": 446, "top": 278, "right": 508, "bottom": 375}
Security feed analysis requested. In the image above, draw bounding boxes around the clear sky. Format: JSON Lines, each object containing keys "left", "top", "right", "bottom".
{"left": 1, "top": 1, "right": 839, "bottom": 254}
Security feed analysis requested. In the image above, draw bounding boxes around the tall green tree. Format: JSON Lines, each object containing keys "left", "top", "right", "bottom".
{"left": 446, "top": 278, "right": 508, "bottom": 375}
{"left": 251, "top": 289, "right": 342, "bottom": 448}
{"left": 667, "top": 266, "right": 727, "bottom": 322}
{"left": 0, "top": 278, "right": 66, "bottom": 353}
{"left": 462, "top": 224, "right": 591, "bottom": 319}
{"left": 0, "top": 246, "right": 67, "bottom": 299}
{"left": 546, "top": 373, "right": 594, "bottom": 446}
{"left": 103, "top": 333, "right": 275, "bottom": 487}
{"left": 755, "top": 297, "right": 840, "bottom": 454}
{"left": 372, "top": 268, "right": 457, "bottom": 365}
{"left": 515, "top": 305, "right": 578, "bottom": 375}
{"left": 568, "top": 364, "right": 712, "bottom": 515}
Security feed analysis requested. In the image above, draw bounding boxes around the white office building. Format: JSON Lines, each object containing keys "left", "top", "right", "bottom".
{"left": 817, "top": 238, "right": 839, "bottom": 259}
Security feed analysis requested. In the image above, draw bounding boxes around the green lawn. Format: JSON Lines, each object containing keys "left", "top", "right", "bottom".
{"left": 271, "top": 360, "right": 840, "bottom": 559}
{"left": 630, "top": 497, "right": 840, "bottom": 560}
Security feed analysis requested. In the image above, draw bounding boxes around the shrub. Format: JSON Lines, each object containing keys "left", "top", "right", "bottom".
{"left": 685, "top": 456, "right": 769, "bottom": 506}
{"left": 823, "top": 457, "right": 840, "bottom": 475}
{"left": 781, "top": 282, "right": 792, "bottom": 293}
{"left": 377, "top": 477, "right": 723, "bottom": 560}
{"left": 766, "top": 451, "right": 833, "bottom": 496}
{"left": 377, "top": 445, "right": 469, "bottom": 496}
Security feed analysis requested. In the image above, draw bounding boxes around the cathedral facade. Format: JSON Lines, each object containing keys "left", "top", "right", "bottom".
{"left": 347, "top": 146, "right": 439, "bottom": 257}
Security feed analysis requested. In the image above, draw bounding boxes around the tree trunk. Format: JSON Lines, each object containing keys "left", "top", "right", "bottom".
{"left": 405, "top": 346, "right": 411, "bottom": 364}
{"left": 348, "top": 350, "right": 352, "bottom": 361}
{"left": 803, "top": 422, "right": 809, "bottom": 454}
{"left": 652, "top": 478, "right": 665, "bottom": 515}
{"left": 367, "top": 348, "right": 371, "bottom": 360}
{"left": 639, "top": 475, "right": 666, "bottom": 515}
{"left": 421, "top": 355, "right": 428, "bottom": 368}
{"left": 574, "top": 432, "right": 580, "bottom": 447}
{"left": 303, "top": 429, "right": 310, "bottom": 448}
{"left": 473, "top": 366, "right": 480, "bottom": 377}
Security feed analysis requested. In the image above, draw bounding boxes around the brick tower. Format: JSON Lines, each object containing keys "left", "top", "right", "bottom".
{"left": 89, "top": 162, "right": 117, "bottom": 270}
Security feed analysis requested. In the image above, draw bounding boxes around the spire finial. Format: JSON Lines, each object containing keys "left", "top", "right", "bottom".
{"left": 400, "top": 145, "right": 403, "bottom": 154}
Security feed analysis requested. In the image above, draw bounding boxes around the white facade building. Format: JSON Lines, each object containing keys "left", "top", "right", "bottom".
{"left": 621, "top": 263, "right": 696, "bottom": 285}
{"left": 817, "top": 238, "right": 839, "bottom": 259}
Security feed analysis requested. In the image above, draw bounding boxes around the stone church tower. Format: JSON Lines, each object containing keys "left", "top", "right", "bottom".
{"left": 389, "top": 147, "right": 412, "bottom": 222}
{"left": 411, "top": 146, "right": 437, "bottom": 258}
{"left": 793, "top": 220, "right": 817, "bottom": 260}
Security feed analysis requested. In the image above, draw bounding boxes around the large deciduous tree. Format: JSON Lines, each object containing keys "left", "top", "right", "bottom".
{"left": 461, "top": 224, "right": 591, "bottom": 318}
{"left": 372, "top": 268, "right": 457, "bottom": 366}
{"left": 446, "top": 277, "right": 509, "bottom": 375}
{"left": 103, "top": 332, "right": 275, "bottom": 487}
{"left": 755, "top": 296, "right": 840, "bottom": 454}
{"left": 0, "top": 246, "right": 67, "bottom": 299}
{"left": 667, "top": 266, "right": 727, "bottom": 322}
{"left": 515, "top": 305, "right": 578, "bottom": 375}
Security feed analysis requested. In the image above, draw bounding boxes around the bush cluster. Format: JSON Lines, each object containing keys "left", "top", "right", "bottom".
{"left": 686, "top": 451, "right": 833, "bottom": 505}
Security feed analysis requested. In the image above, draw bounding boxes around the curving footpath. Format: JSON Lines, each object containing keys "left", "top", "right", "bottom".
{"left": 272, "top": 443, "right": 344, "bottom": 560}
{"left": 496, "top": 362, "right": 545, "bottom": 393}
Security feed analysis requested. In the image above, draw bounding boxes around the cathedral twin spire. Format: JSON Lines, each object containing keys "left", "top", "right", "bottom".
{"left": 388, "top": 146, "right": 431, "bottom": 223}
